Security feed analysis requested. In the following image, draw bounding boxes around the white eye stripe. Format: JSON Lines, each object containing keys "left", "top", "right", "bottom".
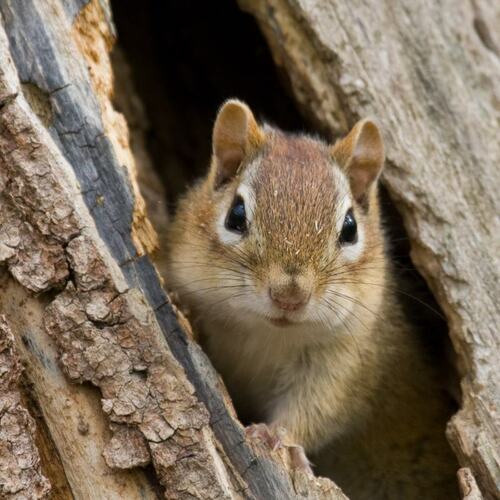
{"left": 215, "top": 158, "right": 261, "bottom": 245}
{"left": 332, "top": 169, "right": 364, "bottom": 262}
{"left": 236, "top": 182, "right": 256, "bottom": 222}
{"left": 335, "top": 192, "right": 352, "bottom": 233}
{"left": 333, "top": 170, "right": 353, "bottom": 233}
{"left": 217, "top": 211, "right": 241, "bottom": 244}
{"left": 342, "top": 224, "right": 364, "bottom": 262}
{"left": 216, "top": 180, "right": 256, "bottom": 245}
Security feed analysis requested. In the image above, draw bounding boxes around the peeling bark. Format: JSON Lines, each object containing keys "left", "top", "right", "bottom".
{"left": 0, "top": 273, "right": 157, "bottom": 500}
{"left": 72, "top": 0, "right": 160, "bottom": 257}
{"left": 239, "top": 0, "right": 500, "bottom": 497}
{"left": 0, "top": 316, "right": 50, "bottom": 499}
{"left": 0, "top": 4, "right": 232, "bottom": 495}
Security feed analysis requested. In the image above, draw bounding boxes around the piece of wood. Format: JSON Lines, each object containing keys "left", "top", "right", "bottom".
{"left": 238, "top": 0, "right": 500, "bottom": 497}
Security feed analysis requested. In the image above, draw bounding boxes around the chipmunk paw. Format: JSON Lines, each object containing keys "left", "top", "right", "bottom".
{"left": 245, "top": 423, "right": 285, "bottom": 451}
{"left": 245, "top": 423, "right": 313, "bottom": 474}
{"left": 288, "top": 444, "right": 313, "bottom": 474}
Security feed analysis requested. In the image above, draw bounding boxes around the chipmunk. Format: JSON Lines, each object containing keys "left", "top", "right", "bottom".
{"left": 167, "top": 99, "right": 458, "bottom": 499}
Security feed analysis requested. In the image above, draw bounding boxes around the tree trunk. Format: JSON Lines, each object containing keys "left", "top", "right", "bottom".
{"left": 0, "top": 0, "right": 497, "bottom": 499}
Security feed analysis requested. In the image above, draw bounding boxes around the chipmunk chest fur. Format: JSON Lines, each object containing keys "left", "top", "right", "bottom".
{"left": 167, "top": 99, "right": 458, "bottom": 499}
{"left": 202, "top": 306, "right": 381, "bottom": 433}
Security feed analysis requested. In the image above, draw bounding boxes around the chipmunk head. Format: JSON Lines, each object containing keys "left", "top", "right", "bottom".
{"left": 169, "top": 99, "right": 386, "bottom": 336}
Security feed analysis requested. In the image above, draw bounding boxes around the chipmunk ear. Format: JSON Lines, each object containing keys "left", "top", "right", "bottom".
{"left": 211, "top": 99, "right": 264, "bottom": 187}
{"left": 331, "top": 118, "right": 385, "bottom": 202}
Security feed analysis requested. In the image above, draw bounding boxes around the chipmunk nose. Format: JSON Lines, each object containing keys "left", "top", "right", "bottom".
{"left": 269, "top": 284, "right": 311, "bottom": 312}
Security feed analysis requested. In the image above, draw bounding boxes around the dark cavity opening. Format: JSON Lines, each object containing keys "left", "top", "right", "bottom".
{"left": 111, "top": 0, "right": 459, "bottom": 451}
{"left": 111, "top": 0, "right": 305, "bottom": 205}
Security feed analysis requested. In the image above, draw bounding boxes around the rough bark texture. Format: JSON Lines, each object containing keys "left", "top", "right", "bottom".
{"left": 238, "top": 0, "right": 500, "bottom": 497}
{"left": 459, "top": 468, "right": 485, "bottom": 500}
{"left": 0, "top": 316, "right": 50, "bottom": 499}
{"left": 0, "top": 0, "right": 345, "bottom": 498}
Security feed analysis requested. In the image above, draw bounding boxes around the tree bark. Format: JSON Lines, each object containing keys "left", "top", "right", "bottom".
{"left": 238, "top": 1, "right": 500, "bottom": 498}
{"left": 0, "top": 316, "right": 50, "bottom": 499}
{"left": 0, "top": 0, "right": 344, "bottom": 498}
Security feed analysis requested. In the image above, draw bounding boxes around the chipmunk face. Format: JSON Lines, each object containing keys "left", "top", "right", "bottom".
{"left": 169, "top": 100, "right": 386, "bottom": 337}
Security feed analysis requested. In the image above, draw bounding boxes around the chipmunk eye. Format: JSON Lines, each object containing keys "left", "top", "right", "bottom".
{"left": 339, "top": 208, "right": 358, "bottom": 245}
{"left": 225, "top": 195, "right": 247, "bottom": 234}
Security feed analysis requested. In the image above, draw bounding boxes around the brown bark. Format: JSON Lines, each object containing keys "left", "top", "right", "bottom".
{"left": 238, "top": 0, "right": 500, "bottom": 497}
{"left": 0, "top": 316, "right": 50, "bottom": 499}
